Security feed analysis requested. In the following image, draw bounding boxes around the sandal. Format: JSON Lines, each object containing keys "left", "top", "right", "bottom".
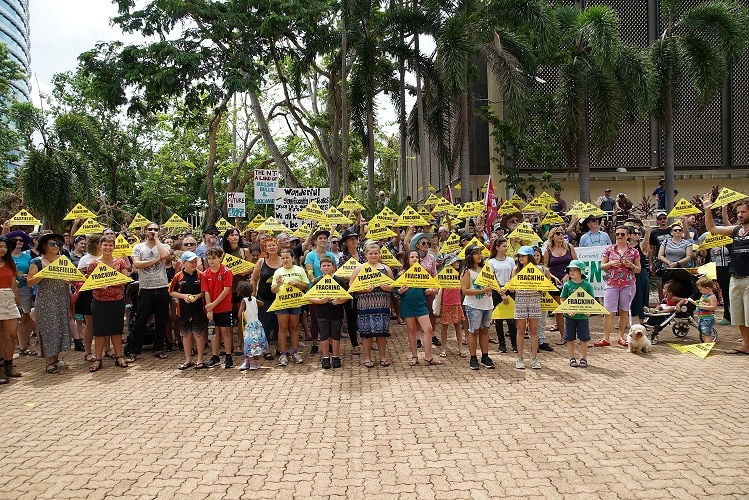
{"left": 89, "top": 359, "right": 103, "bottom": 372}
{"left": 194, "top": 362, "right": 206, "bottom": 369}
{"left": 115, "top": 356, "right": 129, "bottom": 368}
{"left": 363, "top": 360, "right": 375, "bottom": 368}
{"left": 153, "top": 351, "right": 168, "bottom": 360}
{"left": 549, "top": 325, "right": 559, "bottom": 332}
{"left": 105, "top": 349, "right": 116, "bottom": 359}
{"left": 555, "top": 340, "right": 567, "bottom": 346}
{"left": 408, "top": 357, "right": 419, "bottom": 366}
{"left": 397, "top": 319, "right": 406, "bottom": 325}
{"left": 125, "top": 354, "right": 137, "bottom": 363}
{"left": 439, "top": 351, "right": 447, "bottom": 358}
{"left": 579, "top": 358, "right": 588, "bottom": 368}
{"left": 459, "top": 351, "right": 467, "bottom": 358}
{"left": 569, "top": 358, "right": 578, "bottom": 367}
{"left": 351, "top": 346, "right": 361, "bottom": 355}
{"left": 379, "top": 359, "right": 390, "bottom": 367}
{"left": 19, "top": 347, "right": 37, "bottom": 356}
{"left": 263, "top": 352, "right": 274, "bottom": 360}
{"left": 0, "top": 374, "right": 8, "bottom": 384}
{"left": 178, "top": 361, "right": 194, "bottom": 370}
{"left": 423, "top": 358, "right": 442, "bottom": 366}
{"left": 84, "top": 353, "right": 96, "bottom": 362}
{"left": 45, "top": 361, "right": 59, "bottom": 374}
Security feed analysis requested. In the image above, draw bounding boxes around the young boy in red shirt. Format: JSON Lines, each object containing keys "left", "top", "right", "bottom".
{"left": 202, "top": 247, "right": 234, "bottom": 368}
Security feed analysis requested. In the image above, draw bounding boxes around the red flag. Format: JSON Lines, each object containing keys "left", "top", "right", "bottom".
{"left": 484, "top": 177, "right": 497, "bottom": 234}
{"left": 444, "top": 185, "right": 452, "bottom": 203}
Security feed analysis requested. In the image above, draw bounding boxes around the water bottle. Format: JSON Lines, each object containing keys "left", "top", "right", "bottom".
{"left": 207, "top": 320, "right": 215, "bottom": 341}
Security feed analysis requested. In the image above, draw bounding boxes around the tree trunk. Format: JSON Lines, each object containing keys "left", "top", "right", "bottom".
{"left": 460, "top": 90, "right": 471, "bottom": 203}
{"left": 341, "top": 10, "right": 350, "bottom": 197}
{"left": 366, "top": 98, "right": 376, "bottom": 199}
{"left": 205, "top": 111, "right": 222, "bottom": 226}
{"left": 414, "top": 19, "right": 428, "bottom": 202}
{"left": 577, "top": 103, "right": 591, "bottom": 203}
{"left": 663, "top": 86, "right": 676, "bottom": 211}
{"left": 248, "top": 90, "right": 300, "bottom": 187}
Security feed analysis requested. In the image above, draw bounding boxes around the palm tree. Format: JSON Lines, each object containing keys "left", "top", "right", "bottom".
{"left": 431, "top": 0, "right": 555, "bottom": 202}
{"left": 651, "top": 0, "right": 749, "bottom": 210}
{"left": 554, "top": 4, "right": 653, "bottom": 203}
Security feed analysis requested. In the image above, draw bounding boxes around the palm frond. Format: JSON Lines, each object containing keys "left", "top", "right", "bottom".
{"left": 578, "top": 5, "right": 621, "bottom": 71}
{"left": 588, "top": 68, "right": 625, "bottom": 154}
{"left": 679, "top": 34, "right": 726, "bottom": 107}
{"left": 649, "top": 37, "right": 681, "bottom": 124}
{"left": 480, "top": 34, "right": 529, "bottom": 123}
{"left": 678, "top": 0, "right": 749, "bottom": 60}
{"left": 615, "top": 44, "right": 655, "bottom": 121}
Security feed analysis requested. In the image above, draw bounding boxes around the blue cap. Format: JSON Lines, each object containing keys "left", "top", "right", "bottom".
{"left": 180, "top": 251, "right": 198, "bottom": 262}
{"left": 516, "top": 245, "right": 534, "bottom": 256}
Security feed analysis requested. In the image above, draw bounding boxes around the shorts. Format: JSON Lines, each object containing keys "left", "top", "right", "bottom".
{"left": 514, "top": 291, "right": 542, "bottom": 320}
{"left": 179, "top": 316, "right": 207, "bottom": 337}
{"left": 729, "top": 276, "right": 749, "bottom": 327}
{"left": 698, "top": 317, "right": 715, "bottom": 335}
{"left": 317, "top": 318, "right": 342, "bottom": 342}
{"left": 17, "top": 287, "right": 33, "bottom": 313}
{"left": 440, "top": 304, "right": 465, "bottom": 325}
{"left": 212, "top": 311, "right": 232, "bottom": 327}
{"left": 464, "top": 305, "right": 492, "bottom": 333}
{"left": 0, "top": 289, "right": 20, "bottom": 321}
{"left": 275, "top": 307, "right": 302, "bottom": 316}
{"left": 563, "top": 317, "right": 591, "bottom": 342}
{"left": 603, "top": 285, "right": 634, "bottom": 313}
{"left": 75, "top": 289, "right": 93, "bottom": 316}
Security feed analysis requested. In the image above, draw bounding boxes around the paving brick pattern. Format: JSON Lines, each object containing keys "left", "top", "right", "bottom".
{"left": 3, "top": 314, "right": 749, "bottom": 499}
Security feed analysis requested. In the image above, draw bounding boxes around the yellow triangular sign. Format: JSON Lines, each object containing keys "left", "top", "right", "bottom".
{"left": 112, "top": 234, "right": 134, "bottom": 258}
{"left": 523, "top": 197, "right": 549, "bottom": 212}
{"left": 457, "top": 238, "right": 490, "bottom": 258}
{"left": 456, "top": 203, "right": 480, "bottom": 218}
{"left": 74, "top": 218, "right": 106, "bottom": 236}
{"left": 712, "top": 187, "right": 748, "bottom": 209}
{"left": 541, "top": 212, "right": 565, "bottom": 225}
{"left": 541, "top": 292, "right": 558, "bottom": 311}
{"left": 79, "top": 261, "right": 133, "bottom": 291}
{"left": 291, "top": 223, "right": 311, "bottom": 239}
{"left": 393, "top": 262, "right": 440, "bottom": 289}
{"left": 334, "top": 257, "right": 360, "bottom": 278}
{"left": 162, "top": 214, "right": 190, "bottom": 229}
{"left": 222, "top": 253, "right": 255, "bottom": 275}
{"left": 507, "top": 222, "right": 542, "bottom": 242}
{"left": 504, "top": 264, "right": 557, "bottom": 291}
{"left": 473, "top": 260, "right": 501, "bottom": 291}
{"left": 266, "top": 283, "right": 310, "bottom": 312}
{"left": 424, "top": 193, "right": 441, "bottom": 206}
{"left": 668, "top": 342, "right": 715, "bottom": 359}
{"left": 537, "top": 192, "right": 557, "bottom": 205}
{"left": 566, "top": 201, "right": 587, "bottom": 216}
{"left": 508, "top": 194, "right": 524, "bottom": 206}
{"left": 667, "top": 198, "right": 701, "bottom": 218}
{"left": 698, "top": 233, "right": 733, "bottom": 251}
{"left": 553, "top": 288, "right": 609, "bottom": 315}
{"left": 365, "top": 220, "right": 397, "bottom": 241}
{"left": 491, "top": 296, "right": 516, "bottom": 319}
{"left": 431, "top": 197, "right": 454, "bottom": 214}
{"left": 64, "top": 203, "right": 97, "bottom": 220}
{"left": 337, "top": 195, "right": 364, "bottom": 212}
{"left": 697, "top": 261, "right": 717, "bottom": 280}
{"left": 297, "top": 200, "right": 326, "bottom": 221}
{"left": 417, "top": 206, "right": 434, "bottom": 221}
{"left": 246, "top": 214, "right": 265, "bottom": 230}
{"left": 378, "top": 246, "right": 401, "bottom": 268}
{"left": 34, "top": 255, "right": 86, "bottom": 282}
{"left": 438, "top": 233, "right": 461, "bottom": 254}
{"left": 306, "top": 276, "right": 352, "bottom": 300}
{"left": 128, "top": 213, "right": 151, "bottom": 230}
{"left": 325, "top": 206, "right": 352, "bottom": 224}
{"left": 436, "top": 265, "right": 462, "bottom": 289}
{"left": 7, "top": 209, "right": 41, "bottom": 226}
{"left": 256, "top": 217, "right": 289, "bottom": 233}
{"left": 215, "top": 218, "right": 233, "bottom": 231}
{"left": 348, "top": 264, "right": 394, "bottom": 292}
{"left": 395, "top": 205, "right": 429, "bottom": 227}
{"left": 497, "top": 200, "right": 519, "bottom": 214}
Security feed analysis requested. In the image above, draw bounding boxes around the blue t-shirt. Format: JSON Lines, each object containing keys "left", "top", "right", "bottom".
{"left": 304, "top": 250, "right": 336, "bottom": 279}
{"left": 13, "top": 251, "right": 32, "bottom": 288}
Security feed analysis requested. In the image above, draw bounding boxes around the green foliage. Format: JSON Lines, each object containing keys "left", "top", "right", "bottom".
{"left": 0, "top": 43, "right": 24, "bottom": 188}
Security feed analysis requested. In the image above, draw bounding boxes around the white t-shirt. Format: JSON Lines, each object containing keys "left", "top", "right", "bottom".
{"left": 132, "top": 242, "right": 169, "bottom": 289}
{"left": 488, "top": 256, "right": 515, "bottom": 286}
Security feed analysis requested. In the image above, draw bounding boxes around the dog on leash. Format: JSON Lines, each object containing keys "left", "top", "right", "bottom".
{"left": 627, "top": 324, "right": 652, "bottom": 354}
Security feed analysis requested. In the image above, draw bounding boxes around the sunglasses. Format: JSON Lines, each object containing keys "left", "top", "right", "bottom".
{"left": 11, "top": 238, "right": 23, "bottom": 242}
{"left": 508, "top": 219, "right": 519, "bottom": 224}
{"left": 48, "top": 241, "right": 61, "bottom": 247}
{"left": 147, "top": 228, "right": 159, "bottom": 232}
{"left": 207, "top": 232, "right": 219, "bottom": 236}
{"left": 672, "top": 228, "right": 683, "bottom": 232}
{"left": 616, "top": 233, "right": 627, "bottom": 237}
{"left": 657, "top": 216, "right": 667, "bottom": 220}
{"left": 183, "top": 242, "right": 196, "bottom": 246}
{"left": 419, "top": 241, "right": 429, "bottom": 245}
{"left": 127, "top": 239, "right": 137, "bottom": 243}
{"left": 554, "top": 232, "right": 564, "bottom": 236}
{"left": 330, "top": 241, "right": 339, "bottom": 244}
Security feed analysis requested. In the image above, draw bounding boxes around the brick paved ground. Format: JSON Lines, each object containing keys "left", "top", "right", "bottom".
{"left": 3, "top": 311, "right": 749, "bottom": 499}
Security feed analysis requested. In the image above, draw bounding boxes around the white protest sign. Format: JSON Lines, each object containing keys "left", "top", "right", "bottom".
{"left": 226, "top": 192, "right": 246, "bottom": 218}
{"left": 275, "top": 188, "right": 331, "bottom": 230}
{"left": 254, "top": 169, "right": 279, "bottom": 204}
{"left": 573, "top": 245, "right": 607, "bottom": 298}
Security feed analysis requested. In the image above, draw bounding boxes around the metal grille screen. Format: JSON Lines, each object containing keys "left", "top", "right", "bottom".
{"left": 732, "top": 51, "right": 749, "bottom": 166}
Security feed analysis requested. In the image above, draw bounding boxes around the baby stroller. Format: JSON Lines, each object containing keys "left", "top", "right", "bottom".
{"left": 645, "top": 269, "right": 717, "bottom": 344}
{"left": 123, "top": 281, "right": 155, "bottom": 355}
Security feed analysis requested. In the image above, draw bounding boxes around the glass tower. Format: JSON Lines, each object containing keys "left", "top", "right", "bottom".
{"left": 0, "top": 0, "right": 30, "bottom": 101}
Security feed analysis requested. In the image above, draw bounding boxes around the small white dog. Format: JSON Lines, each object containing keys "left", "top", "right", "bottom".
{"left": 627, "top": 324, "right": 652, "bottom": 354}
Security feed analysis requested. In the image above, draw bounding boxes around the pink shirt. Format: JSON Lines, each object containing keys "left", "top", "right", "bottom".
{"left": 603, "top": 244, "right": 638, "bottom": 288}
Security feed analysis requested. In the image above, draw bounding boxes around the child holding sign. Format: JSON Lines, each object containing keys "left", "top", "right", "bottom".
{"left": 460, "top": 245, "right": 495, "bottom": 370}
{"left": 560, "top": 260, "right": 595, "bottom": 368}
{"left": 271, "top": 248, "right": 310, "bottom": 366}
{"left": 307, "top": 256, "right": 348, "bottom": 369}
{"left": 438, "top": 254, "right": 465, "bottom": 358}
{"left": 512, "top": 246, "right": 543, "bottom": 370}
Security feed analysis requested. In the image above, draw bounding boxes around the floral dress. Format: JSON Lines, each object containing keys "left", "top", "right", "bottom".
{"left": 31, "top": 257, "right": 72, "bottom": 357}
{"left": 356, "top": 267, "right": 392, "bottom": 338}
{"left": 243, "top": 296, "right": 268, "bottom": 357}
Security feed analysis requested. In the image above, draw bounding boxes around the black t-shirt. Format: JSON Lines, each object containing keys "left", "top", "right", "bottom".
{"left": 649, "top": 228, "right": 671, "bottom": 252}
{"left": 169, "top": 269, "right": 204, "bottom": 318}
{"left": 314, "top": 275, "right": 346, "bottom": 320}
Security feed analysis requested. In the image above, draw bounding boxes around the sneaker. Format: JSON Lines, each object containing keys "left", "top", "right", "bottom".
{"left": 719, "top": 318, "right": 731, "bottom": 326}
{"left": 498, "top": 345, "right": 507, "bottom": 353}
{"left": 515, "top": 357, "right": 525, "bottom": 370}
{"left": 431, "top": 336, "right": 442, "bottom": 347}
{"left": 279, "top": 354, "right": 288, "bottom": 366}
{"left": 530, "top": 357, "right": 541, "bottom": 369}
{"left": 249, "top": 361, "right": 260, "bottom": 370}
{"left": 224, "top": 356, "right": 233, "bottom": 369}
{"left": 310, "top": 345, "right": 319, "bottom": 355}
{"left": 469, "top": 356, "right": 479, "bottom": 370}
{"left": 321, "top": 357, "right": 331, "bottom": 369}
{"left": 512, "top": 347, "right": 518, "bottom": 353}
{"left": 239, "top": 360, "right": 251, "bottom": 371}
{"left": 480, "top": 354, "right": 495, "bottom": 369}
{"left": 416, "top": 339, "right": 423, "bottom": 349}
{"left": 538, "top": 342, "right": 554, "bottom": 352}
{"left": 292, "top": 352, "right": 303, "bottom": 364}
{"left": 332, "top": 357, "right": 341, "bottom": 368}
{"left": 206, "top": 355, "right": 221, "bottom": 368}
